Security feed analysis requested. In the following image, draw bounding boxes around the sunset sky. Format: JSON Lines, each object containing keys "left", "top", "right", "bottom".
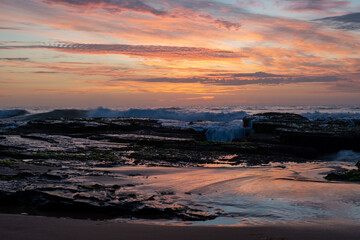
{"left": 0, "top": 0, "right": 360, "bottom": 107}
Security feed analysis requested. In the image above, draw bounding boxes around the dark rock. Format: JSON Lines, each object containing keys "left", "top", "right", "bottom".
{"left": 356, "top": 160, "right": 360, "bottom": 169}
{"left": 14, "top": 118, "right": 206, "bottom": 141}
{"left": 18, "top": 171, "right": 35, "bottom": 178}
{"left": 313, "top": 118, "right": 359, "bottom": 126}
{"left": 243, "top": 112, "right": 309, "bottom": 129}
{"left": 40, "top": 172, "right": 67, "bottom": 180}
{"left": 0, "top": 190, "right": 217, "bottom": 221}
{"left": 243, "top": 112, "right": 360, "bottom": 154}
{"left": 276, "top": 130, "right": 360, "bottom": 153}
{"left": 325, "top": 160, "right": 360, "bottom": 182}
{"left": 325, "top": 169, "right": 360, "bottom": 181}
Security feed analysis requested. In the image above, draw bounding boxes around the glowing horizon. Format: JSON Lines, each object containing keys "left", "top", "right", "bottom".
{"left": 1, "top": 0, "right": 360, "bottom": 107}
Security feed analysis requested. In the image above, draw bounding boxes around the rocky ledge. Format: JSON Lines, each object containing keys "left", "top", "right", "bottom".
{"left": 1, "top": 113, "right": 360, "bottom": 221}
{"left": 243, "top": 112, "right": 360, "bottom": 154}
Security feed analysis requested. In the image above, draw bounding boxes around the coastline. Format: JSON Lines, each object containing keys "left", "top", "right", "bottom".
{"left": 1, "top": 109, "right": 360, "bottom": 233}
{"left": 1, "top": 213, "right": 360, "bottom": 240}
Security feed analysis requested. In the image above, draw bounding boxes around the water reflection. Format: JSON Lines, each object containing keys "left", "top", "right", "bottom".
{"left": 99, "top": 161, "right": 360, "bottom": 226}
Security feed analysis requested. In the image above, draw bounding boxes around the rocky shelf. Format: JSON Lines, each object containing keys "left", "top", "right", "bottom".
{"left": 1, "top": 112, "right": 360, "bottom": 221}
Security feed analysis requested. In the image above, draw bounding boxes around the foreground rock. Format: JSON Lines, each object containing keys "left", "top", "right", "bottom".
{"left": 325, "top": 161, "right": 360, "bottom": 182}
{"left": 0, "top": 157, "right": 219, "bottom": 221}
{"left": 0, "top": 189, "right": 217, "bottom": 221}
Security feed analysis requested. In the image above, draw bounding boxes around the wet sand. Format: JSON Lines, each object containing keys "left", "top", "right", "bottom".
{"left": 1, "top": 213, "right": 360, "bottom": 240}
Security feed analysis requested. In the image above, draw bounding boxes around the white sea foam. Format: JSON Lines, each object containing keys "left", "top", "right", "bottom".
{"left": 160, "top": 119, "right": 249, "bottom": 142}
{"left": 204, "top": 121, "right": 249, "bottom": 142}
{"left": 327, "top": 150, "right": 360, "bottom": 162}
{"left": 302, "top": 111, "right": 360, "bottom": 120}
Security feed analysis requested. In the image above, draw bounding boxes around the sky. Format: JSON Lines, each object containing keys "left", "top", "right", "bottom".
{"left": 0, "top": 0, "right": 360, "bottom": 107}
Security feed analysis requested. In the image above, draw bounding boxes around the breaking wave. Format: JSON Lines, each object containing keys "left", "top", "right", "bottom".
{"left": 302, "top": 111, "right": 360, "bottom": 120}
{"left": 88, "top": 107, "right": 250, "bottom": 142}
{"left": 87, "top": 107, "right": 248, "bottom": 122}
{"left": 203, "top": 121, "right": 249, "bottom": 142}
{"left": 326, "top": 150, "right": 360, "bottom": 162}
{"left": 0, "top": 109, "right": 29, "bottom": 119}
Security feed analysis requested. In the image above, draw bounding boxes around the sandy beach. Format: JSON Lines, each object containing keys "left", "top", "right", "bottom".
{"left": 1, "top": 213, "right": 360, "bottom": 240}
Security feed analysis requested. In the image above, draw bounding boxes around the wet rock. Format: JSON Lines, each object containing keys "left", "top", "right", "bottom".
{"left": 325, "top": 170, "right": 360, "bottom": 181}
{"left": 325, "top": 160, "right": 360, "bottom": 182}
{"left": 40, "top": 172, "right": 67, "bottom": 180}
{"left": 20, "top": 134, "right": 58, "bottom": 144}
{"left": 0, "top": 150, "right": 30, "bottom": 159}
{"left": 158, "top": 191, "right": 175, "bottom": 195}
{"left": 128, "top": 173, "right": 142, "bottom": 176}
{"left": 12, "top": 118, "right": 206, "bottom": 141}
{"left": 79, "top": 184, "right": 103, "bottom": 190}
{"left": 243, "top": 112, "right": 360, "bottom": 154}
{"left": 0, "top": 159, "right": 18, "bottom": 168}
{"left": 0, "top": 189, "right": 218, "bottom": 221}
{"left": 94, "top": 162, "right": 117, "bottom": 168}
{"left": 243, "top": 112, "right": 309, "bottom": 129}
{"left": 313, "top": 118, "right": 358, "bottom": 126}
{"left": 276, "top": 129, "right": 360, "bottom": 153}
{"left": 18, "top": 171, "right": 36, "bottom": 178}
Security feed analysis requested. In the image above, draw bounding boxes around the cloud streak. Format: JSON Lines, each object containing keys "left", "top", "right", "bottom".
{"left": 0, "top": 58, "right": 30, "bottom": 61}
{"left": 316, "top": 12, "right": 360, "bottom": 30}
{"left": 41, "top": 0, "right": 242, "bottom": 31}
{"left": 0, "top": 26, "right": 20, "bottom": 30}
{"left": 1, "top": 43, "right": 245, "bottom": 60}
{"left": 44, "top": 0, "right": 167, "bottom": 16}
{"left": 111, "top": 73, "right": 345, "bottom": 86}
{"left": 281, "top": 0, "right": 350, "bottom": 12}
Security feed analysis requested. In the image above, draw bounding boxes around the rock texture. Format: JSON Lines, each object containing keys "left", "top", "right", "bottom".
{"left": 243, "top": 112, "right": 360, "bottom": 154}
